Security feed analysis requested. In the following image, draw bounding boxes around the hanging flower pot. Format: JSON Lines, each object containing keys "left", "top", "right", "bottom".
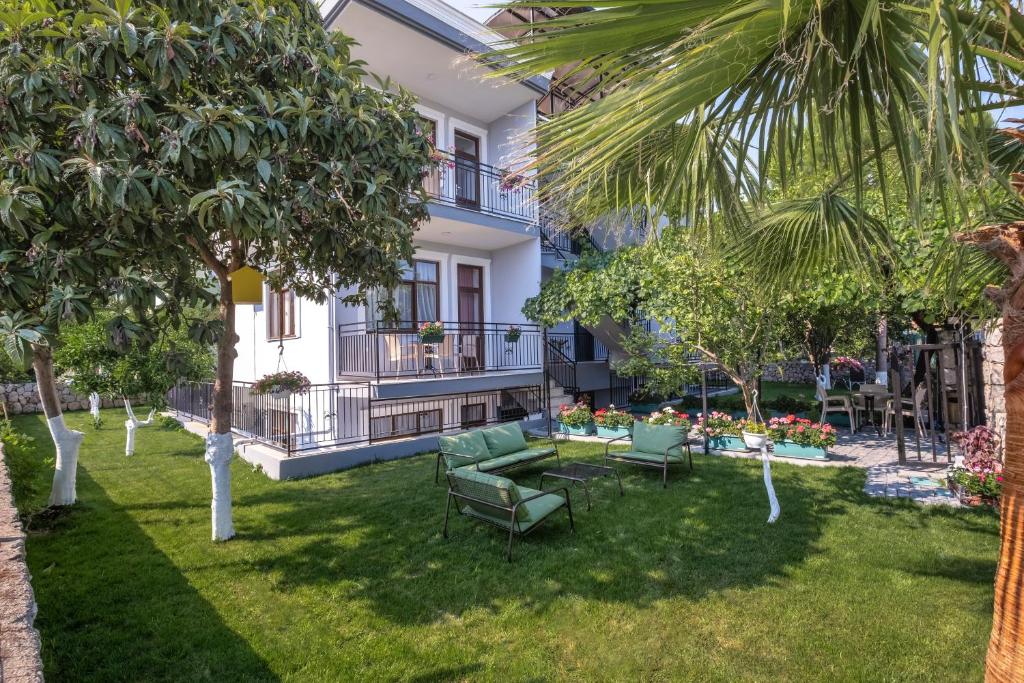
{"left": 504, "top": 325, "right": 522, "bottom": 343}
{"left": 252, "top": 371, "right": 311, "bottom": 398}
{"left": 418, "top": 321, "right": 445, "bottom": 344}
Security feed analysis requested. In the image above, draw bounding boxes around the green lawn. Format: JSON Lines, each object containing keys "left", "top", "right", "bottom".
{"left": 7, "top": 409, "right": 998, "bottom": 682}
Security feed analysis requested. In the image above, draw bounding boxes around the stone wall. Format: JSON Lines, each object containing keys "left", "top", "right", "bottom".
{"left": 763, "top": 359, "right": 879, "bottom": 385}
{"left": 982, "top": 320, "right": 1007, "bottom": 449}
{"left": 0, "top": 443, "right": 45, "bottom": 682}
{"left": 1, "top": 382, "right": 123, "bottom": 415}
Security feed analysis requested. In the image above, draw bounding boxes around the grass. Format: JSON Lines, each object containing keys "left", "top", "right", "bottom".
{"left": 7, "top": 408, "right": 998, "bottom": 682}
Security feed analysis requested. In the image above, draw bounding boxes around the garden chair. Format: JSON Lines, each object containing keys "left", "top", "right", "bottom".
{"left": 604, "top": 420, "right": 691, "bottom": 488}
{"left": 443, "top": 468, "right": 574, "bottom": 561}
{"left": 815, "top": 376, "right": 856, "bottom": 433}
{"left": 853, "top": 382, "right": 889, "bottom": 430}
{"left": 883, "top": 383, "right": 928, "bottom": 438}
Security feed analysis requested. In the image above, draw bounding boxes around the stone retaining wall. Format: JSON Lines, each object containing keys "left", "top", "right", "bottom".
{"left": 2, "top": 382, "right": 124, "bottom": 415}
{"left": 763, "top": 359, "right": 879, "bottom": 385}
{"left": 0, "top": 443, "right": 44, "bottom": 682}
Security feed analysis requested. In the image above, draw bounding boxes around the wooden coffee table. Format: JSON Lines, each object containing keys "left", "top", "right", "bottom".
{"left": 539, "top": 462, "right": 623, "bottom": 510}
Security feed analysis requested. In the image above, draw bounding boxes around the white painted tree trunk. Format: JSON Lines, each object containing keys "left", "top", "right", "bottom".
{"left": 205, "top": 432, "right": 235, "bottom": 541}
{"left": 89, "top": 392, "right": 101, "bottom": 421}
{"left": 821, "top": 364, "right": 832, "bottom": 390}
{"left": 47, "top": 415, "right": 85, "bottom": 506}
{"left": 761, "top": 445, "right": 781, "bottom": 523}
{"left": 124, "top": 400, "right": 156, "bottom": 456}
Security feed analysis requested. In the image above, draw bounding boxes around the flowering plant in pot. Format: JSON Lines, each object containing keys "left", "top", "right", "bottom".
{"left": 418, "top": 321, "right": 445, "bottom": 344}
{"left": 766, "top": 415, "right": 837, "bottom": 459}
{"left": 505, "top": 325, "right": 522, "bottom": 343}
{"left": 645, "top": 406, "right": 691, "bottom": 430}
{"left": 739, "top": 418, "right": 769, "bottom": 450}
{"left": 558, "top": 401, "right": 595, "bottom": 435}
{"left": 594, "top": 405, "right": 633, "bottom": 438}
{"left": 948, "top": 426, "right": 1003, "bottom": 505}
{"left": 252, "top": 371, "right": 311, "bottom": 399}
{"left": 695, "top": 411, "right": 745, "bottom": 450}
{"left": 498, "top": 169, "right": 526, "bottom": 193}
{"left": 428, "top": 146, "right": 455, "bottom": 169}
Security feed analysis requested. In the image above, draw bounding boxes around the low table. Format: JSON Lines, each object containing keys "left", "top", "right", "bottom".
{"left": 539, "top": 462, "right": 623, "bottom": 510}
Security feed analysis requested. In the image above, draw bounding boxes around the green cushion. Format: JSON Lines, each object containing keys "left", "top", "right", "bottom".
{"left": 475, "top": 447, "right": 555, "bottom": 473}
{"left": 632, "top": 421, "right": 686, "bottom": 457}
{"left": 439, "top": 430, "right": 491, "bottom": 469}
{"left": 461, "top": 485, "right": 565, "bottom": 528}
{"left": 480, "top": 423, "right": 529, "bottom": 457}
{"left": 609, "top": 450, "right": 687, "bottom": 465}
{"left": 449, "top": 468, "right": 525, "bottom": 521}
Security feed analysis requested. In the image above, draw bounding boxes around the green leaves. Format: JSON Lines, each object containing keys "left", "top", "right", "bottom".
{"left": 0, "top": 314, "right": 45, "bottom": 370}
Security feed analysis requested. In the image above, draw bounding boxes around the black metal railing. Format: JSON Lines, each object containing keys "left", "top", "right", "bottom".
{"left": 168, "top": 381, "right": 544, "bottom": 455}
{"left": 545, "top": 336, "right": 578, "bottom": 394}
{"left": 539, "top": 224, "right": 602, "bottom": 259}
{"left": 422, "top": 150, "right": 537, "bottom": 222}
{"left": 337, "top": 321, "right": 543, "bottom": 381}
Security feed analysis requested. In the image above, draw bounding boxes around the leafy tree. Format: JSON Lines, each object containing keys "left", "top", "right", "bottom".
{"left": 494, "top": 1, "right": 1024, "bottom": 673}
{"left": 0, "top": 1, "right": 432, "bottom": 539}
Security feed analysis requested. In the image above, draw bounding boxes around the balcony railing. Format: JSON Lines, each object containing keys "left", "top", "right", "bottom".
{"left": 167, "top": 380, "right": 544, "bottom": 456}
{"left": 422, "top": 150, "right": 537, "bottom": 223}
{"left": 337, "top": 321, "right": 543, "bottom": 381}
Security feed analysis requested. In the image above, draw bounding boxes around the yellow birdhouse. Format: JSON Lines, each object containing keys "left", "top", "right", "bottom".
{"left": 227, "top": 266, "right": 264, "bottom": 305}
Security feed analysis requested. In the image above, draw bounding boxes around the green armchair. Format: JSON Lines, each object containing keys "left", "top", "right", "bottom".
{"left": 605, "top": 421, "right": 692, "bottom": 487}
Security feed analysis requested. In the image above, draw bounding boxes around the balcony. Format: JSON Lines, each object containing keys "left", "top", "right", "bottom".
{"left": 337, "top": 321, "right": 543, "bottom": 381}
{"left": 422, "top": 151, "right": 537, "bottom": 223}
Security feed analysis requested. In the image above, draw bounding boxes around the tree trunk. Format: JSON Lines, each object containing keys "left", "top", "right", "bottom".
{"left": 123, "top": 398, "right": 155, "bottom": 456}
{"left": 89, "top": 392, "right": 101, "bottom": 424}
{"left": 738, "top": 379, "right": 756, "bottom": 417}
{"left": 31, "top": 344, "right": 84, "bottom": 507}
{"left": 207, "top": 281, "right": 237, "bottom": 541}
{"left": 876, "top": 316, "right": 889, "bottom": 386}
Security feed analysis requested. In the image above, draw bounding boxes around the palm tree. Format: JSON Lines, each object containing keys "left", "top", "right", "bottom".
{"left": 488, "top": 1, "right": 1024, "bottom": 678}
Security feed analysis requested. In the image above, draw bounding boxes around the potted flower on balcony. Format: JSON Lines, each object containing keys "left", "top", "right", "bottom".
{"left": 948, "top": 426, "right": 1003, "bottom": 506}
{"left": 505, "top": 325, "right": 522, "bottom": 343}
{"left": 740, "top": 419, "right": 769, "bottom": 450}
{"left": 695, "top": 411, "right": 745, "bottom": 451}
{"left": 594, "top": 405, "right": 633, "bottom": 438}
{"left": 418, "top": 321, "right": 445, "bottom": 344}
{"left": 252, "top": 370, "right": 311, "bottom": 400}
{"left": 766, "top": 415, "right": 836, "bottom": 460}
{"left": 498, "top": 169, "right": 526, "bottom": 194}
{"left": 558, "top": 401, "right": 595, "bottom": 435}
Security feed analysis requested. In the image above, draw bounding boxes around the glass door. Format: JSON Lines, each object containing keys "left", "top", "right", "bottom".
{"left": 453, "top": 130, "right": 480, "bottom": 209}
{"left": 457, "top": 264, "right": 484, "bottom": 372}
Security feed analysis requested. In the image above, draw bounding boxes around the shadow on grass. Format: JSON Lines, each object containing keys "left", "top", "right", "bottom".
{"left": 233, "top": 449, "right": 865, "bottom": 627}
{"left": 25, "top": 466, "right": 278, "bottom": 682}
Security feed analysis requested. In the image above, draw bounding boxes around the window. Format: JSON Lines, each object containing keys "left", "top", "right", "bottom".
{"left": 267, "top": 288, "right": 296, "bottom": 340}
{"left": 394, "top": 259, "right": 439, "bottom": 327}
{"left": 419, "top": 117, "right": 441, "bottom": 196}
{"left": 460, "top": 402, "right": 487, "bottom": 428}
{"left": 370, "top": 409, "right": 442, "bottom": 442}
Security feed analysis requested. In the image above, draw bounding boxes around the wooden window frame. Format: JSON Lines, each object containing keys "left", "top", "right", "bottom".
{"left": 370, "top": 408, "right": 443, "bottom": 442}
{"left": 392, "top": 259, "right": 440, "bottom": 329}
{"left": 460, "top": 402, "right": 487, "bottom": 429}
{"left": 266, "top": 287, "right": 297, "bottom": 341}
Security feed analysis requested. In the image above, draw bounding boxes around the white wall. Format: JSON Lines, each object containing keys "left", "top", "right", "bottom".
{"left": 490, "top": 237, "right": 541, "bottom": 324}
{"left": 234, "top": 288, "right": 333, "bottom": 384}
{"left": 487, "top": 99, "right": 536, "bottom": 171}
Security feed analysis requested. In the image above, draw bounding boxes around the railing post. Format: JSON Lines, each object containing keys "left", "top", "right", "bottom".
{"left": 542, "top": 328, "right": 552, "bottom": 437}
{"left": 702, "top": 364, "right": 709, "bottom": 456}
{"left": 890, "top": 345, "right": 906, "bottom": 465}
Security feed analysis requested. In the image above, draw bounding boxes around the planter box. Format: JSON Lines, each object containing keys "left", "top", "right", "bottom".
{"left": 504, "top": 334, "right": 520, "bottom": 343}
{"left": 706, "top": 435, "right": 749, "bottom": 451}
{"left": 947, "top": 481, "right": 998, "bottom": 507}
{"left": 420, "top": 333, "right": 445, "bottom": 344}
{"left": 559, "top": 421, "right": 595, "bottom": 436}
{"left": 772, "top": 440, "right": 828, "bottom": 460}
{"left": 596, "top": 425, "right": 632, "bottom": 439}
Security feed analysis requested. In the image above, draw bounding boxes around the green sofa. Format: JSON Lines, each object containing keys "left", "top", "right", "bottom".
{"left": 605, "top": 421, "right": 692, "bottom": 487}
{"left": 444, "top": 467, "right": 574, "bottom": 561}
{"left": 434, "top": 422, "right": 560, "bottom": 484}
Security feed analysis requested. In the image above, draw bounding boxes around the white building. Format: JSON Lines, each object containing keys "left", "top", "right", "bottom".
{"left": 172, "top": 0, "right": 557, "bottom": 478}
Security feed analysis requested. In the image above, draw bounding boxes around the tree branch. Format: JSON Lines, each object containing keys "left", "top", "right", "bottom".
{"left": 186, "top": 235, "right": 229, "bottom": 282}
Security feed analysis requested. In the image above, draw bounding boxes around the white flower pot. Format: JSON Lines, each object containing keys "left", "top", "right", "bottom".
{"left": 742, "top": 431, "right": 769, "bottom": 450}
{"left": 270, "top": 389, "right": 291, "bottom": 400}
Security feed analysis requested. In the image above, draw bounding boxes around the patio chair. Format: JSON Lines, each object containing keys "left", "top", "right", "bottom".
{"left": 604, "top": 420, "right": 691, "bottom": 488}
{"left": 853, "top": 383, "right": 889, "bottom": 429}
{"left": 815, "top": 376, "right": 856, "bottom": 433}
{"left": 883, "top": 383, "right": 928, "bottom": 438}
{"left": 443, "top": 468, "right": 574, "bottom": 561}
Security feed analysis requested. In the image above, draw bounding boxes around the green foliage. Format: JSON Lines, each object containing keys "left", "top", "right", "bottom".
{"left": 154, "top": 415, "right": 184, "bottom": 431}
{"left": 53, "top": 313, "right": 214, "bottom": 406}
{"left": 0, "top": 418, "right": 41, "bottom": 511}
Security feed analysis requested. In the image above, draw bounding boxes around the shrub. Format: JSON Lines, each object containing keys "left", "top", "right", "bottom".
{"left": 155, "top": 415, "right": 184, "bottom": 431}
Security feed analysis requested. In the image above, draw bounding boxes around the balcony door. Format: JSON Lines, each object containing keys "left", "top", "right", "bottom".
{"left": 453, "top": 130, "right": 480, "bottom": 210}
{"left": 457, "top": 264, "right": 484, "bottom": 372}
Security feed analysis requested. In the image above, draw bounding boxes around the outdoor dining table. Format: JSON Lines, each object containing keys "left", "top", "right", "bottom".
{"left": 852, "top": 389, "right": 893, "bottom": 436}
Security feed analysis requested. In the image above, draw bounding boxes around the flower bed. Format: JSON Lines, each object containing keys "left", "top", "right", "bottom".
{"left": 594, "top": 406, "right": 633, "bottom": 438}
{"left": 695, "top": 411, "right": 747, "bottom": 451}
{"left": 558, "top": 401, "right": 594, "bottom": 435}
